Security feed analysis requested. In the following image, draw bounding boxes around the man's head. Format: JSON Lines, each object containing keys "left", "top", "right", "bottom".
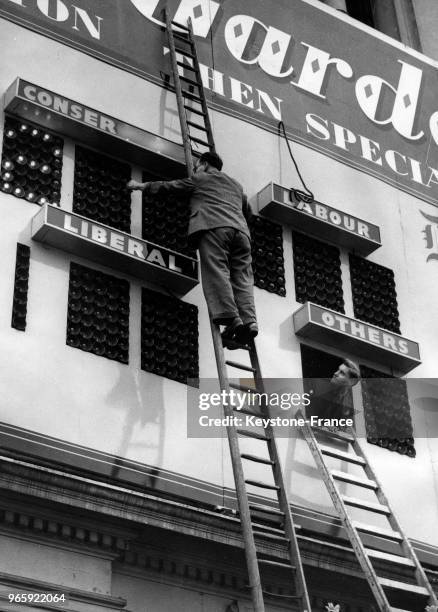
{"left": 194, "top": 151, "right": 223, "bottom": 173}
{"left": 331, "top": 359, "right": 360, "bottom": 387}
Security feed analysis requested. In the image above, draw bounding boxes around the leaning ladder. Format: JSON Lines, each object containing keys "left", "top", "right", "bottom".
{"left": 297, "top": 413, "right": 438, "bottom": 612}
{"left": 164, "top": 10, "right": 312, "bottom": 612}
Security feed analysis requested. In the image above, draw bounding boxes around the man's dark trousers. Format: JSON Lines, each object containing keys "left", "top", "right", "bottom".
{"left": 197, "top": 227, "right": 257, "bottom": 325}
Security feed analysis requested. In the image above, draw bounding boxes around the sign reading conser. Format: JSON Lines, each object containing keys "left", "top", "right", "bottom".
{"left": 2, "top": 0, "right": 438, "bottom": 205}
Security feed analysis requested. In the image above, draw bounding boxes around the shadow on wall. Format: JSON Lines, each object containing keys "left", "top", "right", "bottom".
{"left": 159, "top": 77, "right": 181, "bottom": 142}
{"left": 106, "top": 367, "right": 165, "bottom": 488}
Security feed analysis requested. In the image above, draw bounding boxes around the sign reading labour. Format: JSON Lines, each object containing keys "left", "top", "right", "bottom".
{"left": 2, "top": 0, "right": 438, "bottom": 205}
{"left": 256, "top": 182, "right": 381, "bottom": 255}
{"left": 31, "top": 205, "right": 199, "bottom": 296}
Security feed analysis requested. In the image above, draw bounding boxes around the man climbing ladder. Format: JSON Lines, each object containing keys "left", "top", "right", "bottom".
{"left": 127, "top": 151, "right": 258, "bottom": 347}
{"left": 127, "top": 11, "right": 312, "bottom": 612}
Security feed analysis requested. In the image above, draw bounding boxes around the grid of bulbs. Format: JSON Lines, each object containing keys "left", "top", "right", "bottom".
{"left": 293, "top": 232, "right": 344, "bottom": 313}
{"left": 250, "top": 215, "right": 286, "bottom": 296}
{"left": 1, "top": 117, "right": 63, "bottom": 205}
{"left": 11, "top": 243, "right": 30, "bottom": 332}
{"left": 141, "top": 289, "right": 198, "bottom": 384}
{"left": 66, "top": 263, "right": 129, "bottom": 364}
{"left": 350, "top": 255, "right": 400, "bottom": 334}
{"left": 73, "top": 146, "right": 131, "bottom": 233}
{"left": 142, "top": 179, "right": 194, "bottom": 257}
{"left": 360, "top": 366, "right": 415, "bottom": 457}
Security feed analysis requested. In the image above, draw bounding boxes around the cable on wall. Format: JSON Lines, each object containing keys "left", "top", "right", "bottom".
{"left": 278, "top": 120, "right": 314, "bottom": 204}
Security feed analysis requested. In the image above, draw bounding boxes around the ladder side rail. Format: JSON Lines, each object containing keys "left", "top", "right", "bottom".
{"left": 186, "top": 19, "right": 215, "bottom": 151}
{"left": 350, "top": 437, "right": 438, "bottom": 605}
{"left": 264, "top": 420, "right": 313, "bottom": 612}
{"left": 210, "top": 324, "right": 265, "bottom": 612}
{"left": 297, "top": 413, "right": 392, "bottom": 612}
{"left": 166, "top": 13, "right": 265, "bottom": 611}
{"left": 249, "top": 359, "right": 312, "bottom": 612}
{"left": 164, "top": 9, "right": 195, "bottom": 173}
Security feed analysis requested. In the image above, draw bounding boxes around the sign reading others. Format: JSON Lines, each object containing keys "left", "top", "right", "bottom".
{"left": 293, "top": 302, "right": 421, "bottom": 373}
{"left": 31, "top": 205, "right": 199, "bottom": 295}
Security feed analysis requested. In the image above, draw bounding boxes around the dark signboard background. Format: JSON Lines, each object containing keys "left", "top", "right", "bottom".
{"left": 2, "top": 0, "right": 438, "bottom": 206}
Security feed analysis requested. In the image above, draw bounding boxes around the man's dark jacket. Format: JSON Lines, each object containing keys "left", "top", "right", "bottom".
{"left": 145, "top": 169, "right": 252, "bottom": 240}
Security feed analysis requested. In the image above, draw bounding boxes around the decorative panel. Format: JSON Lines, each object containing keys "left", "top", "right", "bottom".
{"left": 141, "top": 172, "right": 194, "bottom": 258}
{"left": 293, "top": 232, "right": 344, "bottom": 312}
{"left": 360, "top": 365, "right": 415, "bottom": 457}
{"left": 73, "top": 146, "right": 131, "bottom": 233}
{"left": 250, "top": 215, "right": 285, "bottom": 296}
{"left": 350, "top": 255, "right": 400, "bottom": 334}
{"left": 1, "top": 116, "right": 62, "bottom": 205}
{"left": 11, "top": 243, "right": 30, "bottom": 331}
{"left": 141, "top": 289, "right": 198, "bottom": 384}
{"left": 67, "top": 263, "right": 129, "bottom": 364}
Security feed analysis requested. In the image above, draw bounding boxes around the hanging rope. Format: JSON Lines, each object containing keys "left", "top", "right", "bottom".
{"left": 278, "top": 120, "right": 314, "bottom": 204}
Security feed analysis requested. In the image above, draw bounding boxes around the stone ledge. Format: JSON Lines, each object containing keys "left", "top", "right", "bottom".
{"left": 0, "top": 454, "right": 437, "bottom": 597}
{"left": 0, "top": 571, "right": 128, "bottom": 610}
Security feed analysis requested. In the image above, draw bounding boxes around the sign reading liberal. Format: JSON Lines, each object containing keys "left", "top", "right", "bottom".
{"left": 31, "top": 205, "right": 199, "bottom": 295}
{"left": 2, "top": 0, "right": 438, "bottom": 205}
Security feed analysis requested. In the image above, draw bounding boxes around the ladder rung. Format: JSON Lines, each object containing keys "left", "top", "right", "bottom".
{"left": 171, "top": 20, "right": 190, "bottom": 31}
{"left": 182, "top": 90, "right": 202, "bottom": 102}
{"left": 190, "top": 135, "right": 211, "bottom": 147}
{"left": 365, "top": 548, "right": 415, "bottom": 567}
{"left": 261, "top": 590, "right": 300, "bottom": 599}
{"left": 258, "top": 558, "right": 295, "bottom": 571}
{"left": 312, "top": 426, "right": 355, "bottom": 443}
{"left": 179, "top": 75, "right": 199, "bottom": 87}
{"left": 225, "top": 360, "right": 257, "bottom": 373}
{"left": 353, "top": 521, "right": 403, "bottom": 542}
{"left": 177, "top": 61, "right": 196, "bottom": 71}
{"left": 249, "top": 503, "right": 285, "bottom": 518}
{"left": 184, "top": 105, "right": 206, "bottom": 116}
{"left": 341, "top": 495, "right": 390, "bottom": 515}
{"left": 378, "top": 577, "right": 430, "bottom": 597}
{"left": 234, "top": 407, "right": 263, "bottom": 418}
{"left": 331, "top": 470, "right": 377, "bottom": 490}
{"left": 253, "top": 530, "right": 289, "bottom": 543}
{"left": 320, "top": 445, "right": 366, "bottom": 466}
{"left": 187, "top": 120, "right": 208, "bottom": 131}
{"left": 229, "top": 382, "right": 257, "bottom": 392}
{"left": 241, "top": 453, "right": 275, "bottom": 465}
{"left": 245, "top": 479, "right": 280, "bottom": 491}
{"left": 252, "top": 523, "right": 285, "bottom": 537}
{"left": 175, "top": 48, "right": 196, "bottom": 60}
{"left": 173, "top": 31, "right": 194, "bottom": 43}
{"left": 390, "top": 609, "right": 414, "bottom": 612}
{"left": 237, "top": 429, "right": 270, "bottom": 441}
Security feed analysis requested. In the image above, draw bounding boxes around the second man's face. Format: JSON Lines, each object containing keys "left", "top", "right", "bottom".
{"left": 331, "top": 364, "right": 352, "bottom": 387}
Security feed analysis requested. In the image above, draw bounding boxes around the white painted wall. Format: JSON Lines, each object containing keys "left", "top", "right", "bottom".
{"left": 0, "top": 16, "right": 437, "bottom": 549}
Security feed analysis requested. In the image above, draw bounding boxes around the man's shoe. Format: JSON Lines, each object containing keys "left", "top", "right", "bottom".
{"left": 221, "top": 318, "right": 244, "bottom": 349}
{"left": 236, "top": 322, "right": 259, "bottom": 345}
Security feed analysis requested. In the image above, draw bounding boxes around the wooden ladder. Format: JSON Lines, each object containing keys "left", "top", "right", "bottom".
{"left": 165, "top": 10, "right": 312, "bottom": 611}
{"left": 298, "top": 412, "right": 438, "bottom": 612}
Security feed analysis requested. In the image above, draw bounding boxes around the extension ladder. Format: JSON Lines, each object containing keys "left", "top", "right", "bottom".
{"left": 297, "top": 413, "right": 438, "bottom": 612}
{"left": 164, "top": 10, "right": 311, "bottom": 611}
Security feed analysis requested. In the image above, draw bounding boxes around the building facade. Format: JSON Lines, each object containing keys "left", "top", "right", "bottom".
{"left": 0, "top": 0, "right": 438, "bottom": 610}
